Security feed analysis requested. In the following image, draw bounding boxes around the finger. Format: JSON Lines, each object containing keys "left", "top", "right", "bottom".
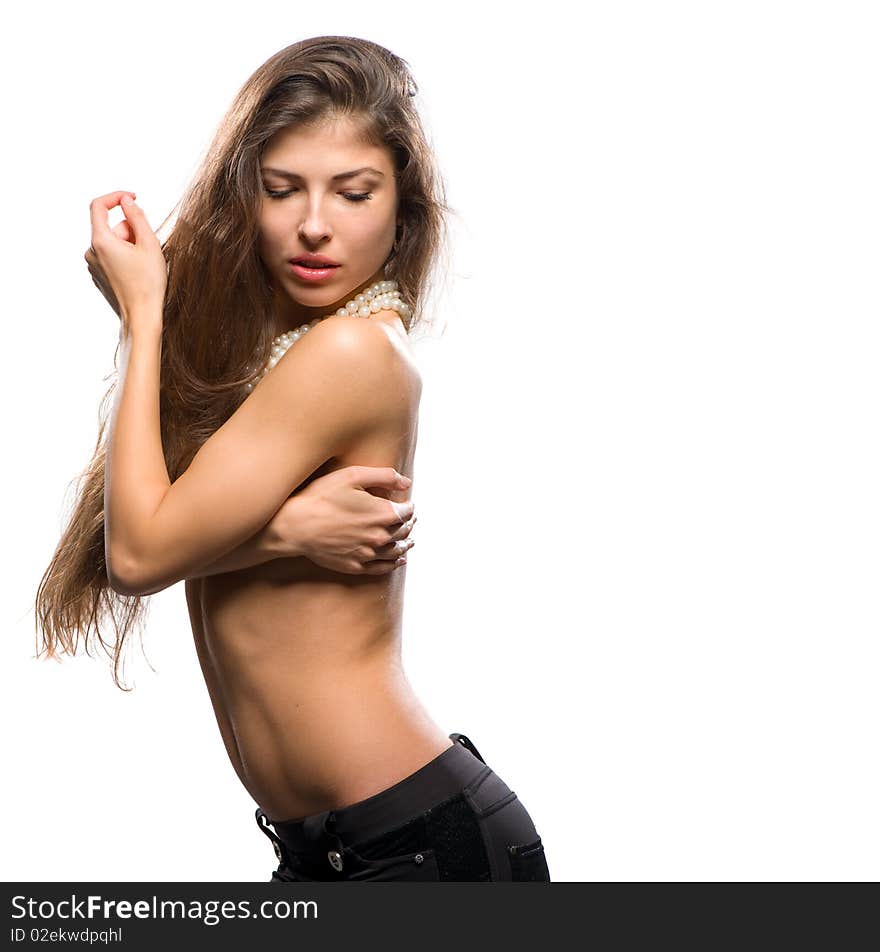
{"left": 88, "top": 191, "right": 136, "bottom": 245}
{"left": 361, "top": 557, "right": 407, "bottom": 574}
{"left": 86, "top": 218, "right": 133, "bottom": 254}
{"left": 387, "top": 518, "right": 416, "bottom": 542}
{"left": 343, "top": 465, "right": 412, "bottom": 491}
{"left": 388, "top": 499, "right": 415, "bottom": 524}
{"left": 112, "top": 219, "right": 135, "bottom": 242}
{"left": 119, "top": 194, "right": 154, "bottom": 239}
{"left": 374, "top": 537, "right": 415, "bottom": 559}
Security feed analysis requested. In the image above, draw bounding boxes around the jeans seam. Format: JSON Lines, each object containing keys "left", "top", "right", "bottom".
{"left": 462, "top": 765, "right": 493, "bottom": 797}
{"left": 475, "top": 790, "right": 518, "bottom": 820}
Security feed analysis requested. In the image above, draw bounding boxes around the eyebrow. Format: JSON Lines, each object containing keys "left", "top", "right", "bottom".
{"left": 259, "top": 166, "right": 385, "bottom": 180}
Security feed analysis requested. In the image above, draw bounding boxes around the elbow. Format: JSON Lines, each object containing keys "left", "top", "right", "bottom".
{"left": 105, "top": 544, "right": 147, "bottom": 597}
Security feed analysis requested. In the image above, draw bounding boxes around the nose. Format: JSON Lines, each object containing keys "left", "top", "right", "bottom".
{"left": 298, "top": 196, "right": 332, "bottom": 246}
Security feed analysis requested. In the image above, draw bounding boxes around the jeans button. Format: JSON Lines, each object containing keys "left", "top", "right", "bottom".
{"left": 328, "top": 850, "right": 344, "bottom": 872}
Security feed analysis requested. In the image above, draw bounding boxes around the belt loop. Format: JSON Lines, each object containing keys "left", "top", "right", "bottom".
{"left": 255, "top": 808, "right": 289, "bottom": 865}
{"left": 450, "top": 732, "right": 486, "bottom": 764}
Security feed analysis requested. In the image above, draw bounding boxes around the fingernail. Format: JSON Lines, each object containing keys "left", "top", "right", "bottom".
{"left": 396, "top": 556, "right": 407, "bottom": 565}
{"left": 121, "top": 195, "right": 133, "bottom": 206}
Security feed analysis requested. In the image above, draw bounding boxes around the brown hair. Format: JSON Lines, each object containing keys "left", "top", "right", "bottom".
{"left": 34, "top": 36, "right": 451, "bottom": 690}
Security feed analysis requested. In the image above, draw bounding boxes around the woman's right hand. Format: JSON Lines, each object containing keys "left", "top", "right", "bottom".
{"left": 265, "top": 466, "right": 417, "bottom": 575}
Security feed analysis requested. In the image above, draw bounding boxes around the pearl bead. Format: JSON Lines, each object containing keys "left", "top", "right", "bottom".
{"left": 247, "top": 280, "right": 405, "bottom": 392}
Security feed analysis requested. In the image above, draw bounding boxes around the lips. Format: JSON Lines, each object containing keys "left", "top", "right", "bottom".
{"left": 288, "top": 259, "right": 341, "bottom": 283}
{"left": 290, "top": 255, "right": 340, "bottom": 268}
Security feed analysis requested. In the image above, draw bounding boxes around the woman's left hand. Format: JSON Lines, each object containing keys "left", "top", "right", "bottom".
{"left": 85, "top": 190, "right": 167, "bottom": 332}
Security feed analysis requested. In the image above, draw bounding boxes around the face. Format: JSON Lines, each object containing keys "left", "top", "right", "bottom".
{"left": 257, "top": 115, "right": 399, "bottom": 331}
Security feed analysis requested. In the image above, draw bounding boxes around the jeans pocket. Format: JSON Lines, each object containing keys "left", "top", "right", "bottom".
{"left": 507, "top": 836, "right": 551, "bottom": 882}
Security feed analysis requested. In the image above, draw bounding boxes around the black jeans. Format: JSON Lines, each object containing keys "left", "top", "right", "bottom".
{"left": 254, "top": 733, "right": 551, "bottom": 882}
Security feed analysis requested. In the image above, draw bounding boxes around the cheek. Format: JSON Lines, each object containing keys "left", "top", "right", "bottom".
{"left": 348, "top": 210, "right": 396, "bottom": 249}
{"left": 257, "top": 216, "right": 285, "bottom": 256}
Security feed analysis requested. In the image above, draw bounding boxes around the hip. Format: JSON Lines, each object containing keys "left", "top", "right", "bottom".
{"left": 255, "top": 732, "right": 551, "bottom": 883}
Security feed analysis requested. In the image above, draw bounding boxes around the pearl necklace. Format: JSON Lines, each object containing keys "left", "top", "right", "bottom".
{"left": 245, "top": 279, "right": 410, "bottom": 393}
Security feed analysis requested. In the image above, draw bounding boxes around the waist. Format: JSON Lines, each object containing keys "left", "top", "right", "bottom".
{"left": 263, "top": 739, "right": 489, "bottom": 851}
{"left": 223, "top": 668, "right": 449, "bottom": 819}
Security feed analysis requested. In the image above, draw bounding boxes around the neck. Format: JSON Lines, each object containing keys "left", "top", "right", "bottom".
{"left": 271, "top": 269, "right": 388, "bottom": 338}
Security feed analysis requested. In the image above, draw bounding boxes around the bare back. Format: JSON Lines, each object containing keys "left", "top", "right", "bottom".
{"left": 184, "top": 314, "right": 452, "bottom": 822}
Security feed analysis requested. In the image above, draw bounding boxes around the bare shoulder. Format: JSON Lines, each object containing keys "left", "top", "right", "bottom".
{"left": 292, "top": 312, "right": 387, "bottom": 358}
{"left": 267, "top": 312, "right": 420, "bottom": 424}
{"left": 294, "top": 312, "right": 421, "bottom": 389}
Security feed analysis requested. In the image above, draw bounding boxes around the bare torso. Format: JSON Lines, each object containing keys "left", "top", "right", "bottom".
{"left": 183, "top": 313, "right": 452, "bottom": 823}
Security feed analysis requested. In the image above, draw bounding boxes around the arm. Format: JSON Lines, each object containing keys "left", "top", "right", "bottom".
{"left": 134, "top": 523, "right": 281, "bottom": 596}
{"left": 104, "top": 312, "right": 401, "bottom": 597}
{"left": 184, "top": 522, "right": 283, "bottom": 578}
{"left": 130, "top": 472, "right": 417, "bottom": 595}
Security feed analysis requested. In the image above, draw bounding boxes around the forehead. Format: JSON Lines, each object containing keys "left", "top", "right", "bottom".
{"left": 260, "top": 116, "right": 392, "bottom": 173}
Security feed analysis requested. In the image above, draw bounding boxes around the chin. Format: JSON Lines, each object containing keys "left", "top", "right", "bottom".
{"left": 280, "top": 275, "right": 339, "bottom": 301}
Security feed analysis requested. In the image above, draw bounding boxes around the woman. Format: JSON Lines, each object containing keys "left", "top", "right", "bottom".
{"left": 35, "top": 36, "right": 550, "bottom": 883}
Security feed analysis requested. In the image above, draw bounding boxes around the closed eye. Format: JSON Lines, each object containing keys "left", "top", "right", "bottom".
{"left": 263, "top": 187, "right": 372, "bottom": 203}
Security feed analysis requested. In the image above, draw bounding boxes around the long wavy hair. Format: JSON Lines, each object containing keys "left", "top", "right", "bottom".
{"left": 34, "top": 36, "right": 451, "bottom": 690}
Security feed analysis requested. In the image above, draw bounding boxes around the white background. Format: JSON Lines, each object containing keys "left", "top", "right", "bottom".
{"left": 3, "top": 0, "right": 878, "bottom": 882}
